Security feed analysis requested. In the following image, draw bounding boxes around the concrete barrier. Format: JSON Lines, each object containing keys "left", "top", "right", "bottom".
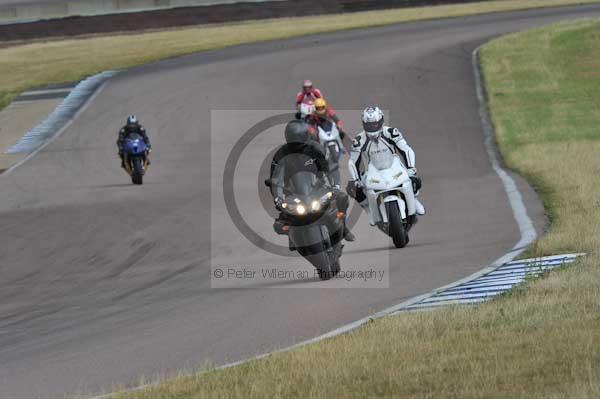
{"left": 0, "top": 0, "right": 283, "bottom": 24}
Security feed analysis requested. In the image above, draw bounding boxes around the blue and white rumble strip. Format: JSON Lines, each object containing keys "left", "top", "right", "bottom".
{"left": 404, "top": 254, "right": 584, "bottom": 310}
{"left": 6, "top": 71, "right": 117, "bottom": 154}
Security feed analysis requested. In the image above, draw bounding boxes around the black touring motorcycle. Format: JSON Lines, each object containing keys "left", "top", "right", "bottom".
{"left": 266, "top": 171, "right": 345, "bottom": 280}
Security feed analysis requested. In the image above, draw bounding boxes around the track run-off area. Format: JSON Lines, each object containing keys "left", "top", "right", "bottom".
{"left": 1, "top": 4, "right": 599, "bottom": 398}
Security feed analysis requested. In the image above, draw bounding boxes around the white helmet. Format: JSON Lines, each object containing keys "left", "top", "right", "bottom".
{"left": 127, "top": 114, "right": 139, "bottom": 125}
{"left": 362, "top": 106, "right": 384, "bottom": 139}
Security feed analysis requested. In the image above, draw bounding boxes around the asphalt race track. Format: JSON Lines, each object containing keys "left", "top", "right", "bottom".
{"left": 1, "top": 5, "right": 599, "bottom": 398}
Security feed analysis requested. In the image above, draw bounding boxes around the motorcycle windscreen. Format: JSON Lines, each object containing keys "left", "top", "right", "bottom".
{"left": 287, "top": 171, "right": 321, "bottom": 197}
{"left": 124, "top": 133, "right": 147, "bottom": 154}
{"left": 319, "top": 119, "right": 334, "bottom": 132}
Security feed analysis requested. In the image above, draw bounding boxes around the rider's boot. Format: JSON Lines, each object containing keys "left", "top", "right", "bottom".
{"left": 273, "top": 219, "right": 288, "bottom": 235}
{"left": 415, "top": 198, "right": 426, "bottom": 216}
{"left": 118, "top": 151, "right": 124, "bottom": 168}
{"left": 343, "top": 222, "right": 356, "bottom": 242}
{"left": 410, "top": 176, "right": 426, "bottom": 215}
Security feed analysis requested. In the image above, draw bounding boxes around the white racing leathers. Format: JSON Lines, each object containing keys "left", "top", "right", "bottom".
{"left": 348, "top": 126, "right": 425, "bottom": 215}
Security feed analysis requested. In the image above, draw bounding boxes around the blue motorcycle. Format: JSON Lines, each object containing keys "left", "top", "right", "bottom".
{"left": 122, "top": 133, "right": 150, "bottom": 185}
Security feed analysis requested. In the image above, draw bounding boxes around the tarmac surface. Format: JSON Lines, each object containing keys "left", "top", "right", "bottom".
{"left": 1, "top": 4, "right": 598, "bottom": 398}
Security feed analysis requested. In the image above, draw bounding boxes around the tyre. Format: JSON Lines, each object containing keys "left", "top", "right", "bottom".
{"left": 327, "top": 143, "right": 340, "bottom": 164}
{"left": 292, "top": 225, "right": 339, "bottom": 280}
{"left": 327, "top": 150, "right": 337, "bottom": 164}
{"left": 307, "top": 249, "right": 337, "bottom": 280}
{"left": 328, "top": 243, "right": 342, "bottom": 275}
{"left": 386, "top": 201, "right": 409, "bottom": 248}
{"left": 131, "top": 157, "right": 144, "bottom": 185}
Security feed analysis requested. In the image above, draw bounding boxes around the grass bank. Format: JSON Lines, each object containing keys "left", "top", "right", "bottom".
{"left": 481, "top": 18, "right": 600, "bottom": 257}
{"left": 2, "top": 0, "right": 600, "bottom": 111}
{"left": 107, "top": 17, "right": 600, "bottom": 399}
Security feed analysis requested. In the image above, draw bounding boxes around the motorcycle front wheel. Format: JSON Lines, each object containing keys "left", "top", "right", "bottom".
{"left": 292, "top": 225, "right": 340, "bottom": 280}
{"left": 131, "top": 157, "right": 144, "bottom": 185}
{"left": 386, "top": 201, "right": 409, "bottom": 248}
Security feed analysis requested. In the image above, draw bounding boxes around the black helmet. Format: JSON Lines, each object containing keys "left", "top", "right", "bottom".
{"left": 284, "top": 120, "right": 309, "bottom": 145}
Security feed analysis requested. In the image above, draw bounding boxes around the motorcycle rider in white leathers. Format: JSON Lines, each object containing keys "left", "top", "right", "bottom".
{"left": 347, "top": 106, "right": 426, "bottom": 216}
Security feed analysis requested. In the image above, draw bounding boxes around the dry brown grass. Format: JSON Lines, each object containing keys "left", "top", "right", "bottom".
{"left": 110, "top": 257, "right": 600, "bottom": 399}
{"left": 2, "top": 0, "right": 600, "bottom": 111}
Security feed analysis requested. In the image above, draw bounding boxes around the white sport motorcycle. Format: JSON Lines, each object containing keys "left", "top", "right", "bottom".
{"left": 299, "top": 101, "right": 315, "bottom": 120}
{"left": 316, "top": 119, "right": 344, "bottom": 165}
{"left": 316, "top": 119, "right": 344, "bottom": 187}
{"left": 361, "top": 153, "right": 418, "bottom": 248}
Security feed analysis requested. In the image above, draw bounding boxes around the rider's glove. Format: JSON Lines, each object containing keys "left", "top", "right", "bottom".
{"left": 346, "top": 180, "right": 363, "bottom": 200}
{"left": 410, "top": 176, "right": 422, "bottom": 194}
{"left": 274, "top": 197, "right": 284, "bottom": 210}
{"left": 408, "top": 167, "right": 418, "bottom": 177}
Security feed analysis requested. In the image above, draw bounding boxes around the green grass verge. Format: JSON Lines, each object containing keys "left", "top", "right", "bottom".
{"left": 2, "top": 0, "right": 600, "bottom": 113}
{"left": 481, "top": 18, "right": 600, "bottom": 257}
{"left": 106, "top": 17, "right": 600, "bottom": 399}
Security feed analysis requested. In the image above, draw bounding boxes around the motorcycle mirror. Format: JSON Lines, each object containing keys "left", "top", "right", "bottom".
{"left": 264, "top": 179, "right": 272, "bottom": 187}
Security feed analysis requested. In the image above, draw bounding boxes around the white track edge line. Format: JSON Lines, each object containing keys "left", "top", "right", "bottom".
{"left": 20, "top": 88, "right": 73, "bottom": 96}
{"left": 3, "top": 77, "right": 114, "bottom": 176}
{"left": 88, "top": 43, "right": 540, "bottom": 399}
{"left": 6, "top": 71, "right": 116, "bottom": 154}
{"left": 473, "top": 46, "right": 538, "bottom": 266}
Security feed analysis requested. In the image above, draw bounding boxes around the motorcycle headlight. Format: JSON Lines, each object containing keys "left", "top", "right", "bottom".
{"left": 296, "top": 204, "right": 306, "bottom": 215}
{"left": 282, "top": 198, "right": 306, "bottom": 215}
{"left": 311, "top": 200, "right": 321, "bottom": 212}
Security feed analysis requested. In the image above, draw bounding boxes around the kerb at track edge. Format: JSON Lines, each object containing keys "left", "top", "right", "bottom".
{"left": 2, "top": 75, "right": 115, "bottom": 176}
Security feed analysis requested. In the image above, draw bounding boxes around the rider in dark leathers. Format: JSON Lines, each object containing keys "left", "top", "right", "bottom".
{"left": 117, "top": 115, "right": 151, "bottom": 168}
{"left": 269, "top": 120, "right": 355, "bottom": 242}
